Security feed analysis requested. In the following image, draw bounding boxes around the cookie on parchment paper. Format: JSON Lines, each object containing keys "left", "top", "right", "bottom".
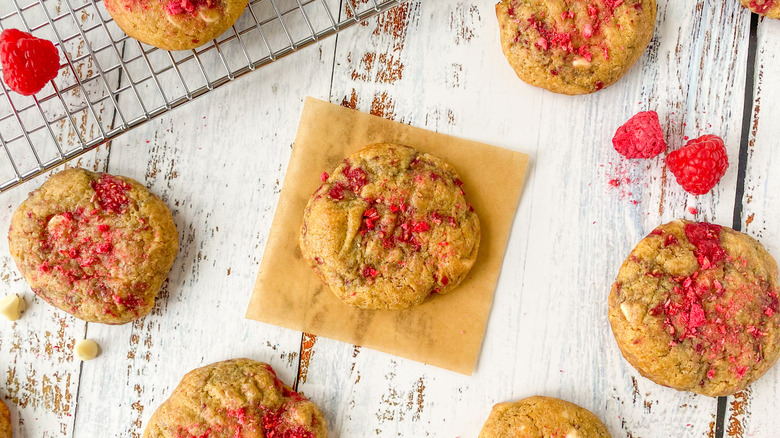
{"left": 300, "top": 143, "right": 480, "bottom": 310}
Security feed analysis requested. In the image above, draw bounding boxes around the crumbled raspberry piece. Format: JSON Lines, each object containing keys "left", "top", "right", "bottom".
{"left": 412, "top": 221, "right": 430, "bottom": 233}
{"left": 91, "top": 174, "right": 131, "bottom": 214}
{"left": 684, "top": 222, "right": 726, "bottom": 268}
{"left": 0, "top": 29, "right": 60, "bottom": 96}
{"left": 320, "top": 172, "right": 329, "bottom": 182}
{"left": 361, "top": 208, "right": 379, "bottom": 233}
{"left": 362, "top": 265, "right": 378, "bottom": 277}
{"left": 441, "top": 276, "right": 449, "bottom": 286}
{"left": 688, "top": 303, "right": 706, "bottom": 329}
{"left": 328, "top": 183, "right": 346, "bottom": 200}
{"left": 165, "top": 0, "right": 218, "bottom": 15}
{"left": 750, "top": 0, "right": 775, "bottom": 14}
{"left": 342, "top": 165, "right": 368, "bottom": 192}
{"left": 666, "top": 135, "right": 729, "bottom": 195}
{"left": 612, "top": 111, "right": 667, "bottom": 159}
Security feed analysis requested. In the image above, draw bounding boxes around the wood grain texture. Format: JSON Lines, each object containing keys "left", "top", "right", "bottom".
{"left": 300, "top": 0, "right": 751, "bottom": 437}
{"left": 0, "top": 0, "right": 776, "bottom": 437}
{"left": 724, "top": 16, "right": 780, "bottom": 438}
{"left": 69, "top": 39, "right": 339, "bottom": 437}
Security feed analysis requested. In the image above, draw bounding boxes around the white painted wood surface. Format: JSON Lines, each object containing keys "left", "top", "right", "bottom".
{"left": 0, "top": 0, "right": 776, "bottom": 437}
{"left": 724, "top": 16, "right": 780, "bottom": 438}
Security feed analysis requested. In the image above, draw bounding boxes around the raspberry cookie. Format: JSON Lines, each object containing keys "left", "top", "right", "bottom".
{"left": 496, "top": 0, "right": 657, "bottom": 95}
{"left": 0, "top": 398, "right": 10, "bottom": 438}
{"left": 143, "top": 359, "right": 327, "bottom": 438}
{"left": 300, "top": 144, "right": 480, "bottom": 310}
{"left": 609, "top": 220, "right": 780, "bottom": 396}
{"left": 479, "top": 396, "right": 612, "bottom": 438}
{"left": 104, "top": 0, "right": 248, "bottom": 51}
{"left": 8, "top": 168, "right": 178, "bottom": 325}
{"left": 740, "top": 0, "right": 780, "bottom": 19}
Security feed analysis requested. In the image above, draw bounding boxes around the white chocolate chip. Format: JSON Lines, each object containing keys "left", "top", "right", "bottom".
{"left": 572, "top": 57, "right": 591, "bottom": 68}
{"left": 0, "top": 294, "right": 25, "bottom": 321}
{"left": 198, "top": 7, "right": 221, "bottom": 23}
{"left": 620, "top": 302, "right": 634, "bottom": 322}
{"left": 566, "top": 430, "right": 581, "bottom": 438}
{"left": 75, "top": 339, "right": 100, "bottom": 361}
{"left": 165, "top": 13, "right": 184, "bottom": 29}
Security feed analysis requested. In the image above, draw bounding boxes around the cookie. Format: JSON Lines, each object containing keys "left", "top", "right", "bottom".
{"left": 739, "top": 0, "right": 780, "bottom": 19}
{"left": 8, "top": 168, "right": 178, "bottom": 325}
{"left": 104, "top": 0, "right": 249, "bottom": 51}
{"left": 495, "top": 0, "right": 657, "bottom": 95}
{"left": 143, "top": 358, "right": 327, "bottom": 438}
{"left": 609, "top": 220, "right": 780, "bottom": 397}
{"left": 0, "top": 398, "right": 10, "bottom": 438}
{"left": 299, "top": 143, "right": 480, "bottom": 310}
{"left": 479, "top": 396, "right": 611, "bottom": 438}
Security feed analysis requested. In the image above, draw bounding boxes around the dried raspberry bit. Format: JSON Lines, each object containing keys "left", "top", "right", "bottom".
{"left": 750, "top": 0, "right": 775, "bottom": 14}
{"left": 440, "top": 276, "right": 449, "bottom": 286}
{"left": 327, "top": 183, "right": 346, "bottom": 200}
{"left": 342, "top": 165, "right": 368, "bottom": 192}
{"left": 165, "top": 0, "right": 218, "bottom": 16}
{"left": 91, "top": 175, "right": 131, "bottom": 214}
{"left": 0, "top": 29, "right": 60, "bottom": 96}
{"left": 412, "top": 221, "right": 430, "bottom": 233}
{"left": 261, "top": 407, "right": 315, "bottom": 438}
{"left": 684, "top": 222, "right": 726, "bottom": 269}
{"left": 612, "top": 111, "right": 667, "bottom": 159}
{"left": 666, "top": 135, "right": 729, "bottom": 195}
{"left": 362, "top": 265, "right": 379, "bottom": 278}
{"left": 663, "top": 233, "right": 678, "bottom": 247}
{"left": 320, "top": 172, "right": 329, "bottom": 182}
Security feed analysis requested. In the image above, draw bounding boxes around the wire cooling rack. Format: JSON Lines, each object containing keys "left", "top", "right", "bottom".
{"left": 0, "top": 0, "right": 404, "bottom": 192}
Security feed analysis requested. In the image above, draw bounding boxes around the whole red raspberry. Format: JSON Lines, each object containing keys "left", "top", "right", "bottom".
{"left": 0, "top": 29, "right": 60, "bottom": 96}
{"left": 612, "top": 111, "right": 667, "bottom": 159}
{"left": 666, "top": 135, "right": 729, "bottom": 195}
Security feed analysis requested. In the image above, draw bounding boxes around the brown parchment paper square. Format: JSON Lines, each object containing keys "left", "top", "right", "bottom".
{"left": 246, "top": 97, "right": 529, "bottom": 375}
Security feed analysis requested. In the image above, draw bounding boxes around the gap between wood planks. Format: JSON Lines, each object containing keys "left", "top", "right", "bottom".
{"left": 717, "top": 10, "right": 760, "bottom": 438}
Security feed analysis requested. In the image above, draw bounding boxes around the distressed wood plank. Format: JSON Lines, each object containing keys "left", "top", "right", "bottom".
{"left": 70, "top": 38, "right": 338, "bottom": 437}
{"left": 724, "top": 16, "right": 780, "bottom": 438}
{"left": 0, "top": 147, "right": 110, "bottom": 438}
{"left": 300, "top": 0, "right": 750, "bottom": 436}
{"left": 0, "top": 0, "right": 119, "bottom": 434}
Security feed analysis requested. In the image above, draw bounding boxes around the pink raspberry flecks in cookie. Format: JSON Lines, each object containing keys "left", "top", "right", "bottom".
{"left": 750, "top": 0, "right": 775, "bottom": 14}
{"left": 612, "top": 111, "right": 667, "bottom": 159}
{"left": 666, "top": 134, "right": 729, "bottom": 195}
{"left": 165, "top": 0, "right": 218, "bottom": 15}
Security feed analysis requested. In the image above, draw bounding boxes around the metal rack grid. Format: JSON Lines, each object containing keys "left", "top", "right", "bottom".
{"left": 0, "top": 0, "right": 404, "bottom": 192}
